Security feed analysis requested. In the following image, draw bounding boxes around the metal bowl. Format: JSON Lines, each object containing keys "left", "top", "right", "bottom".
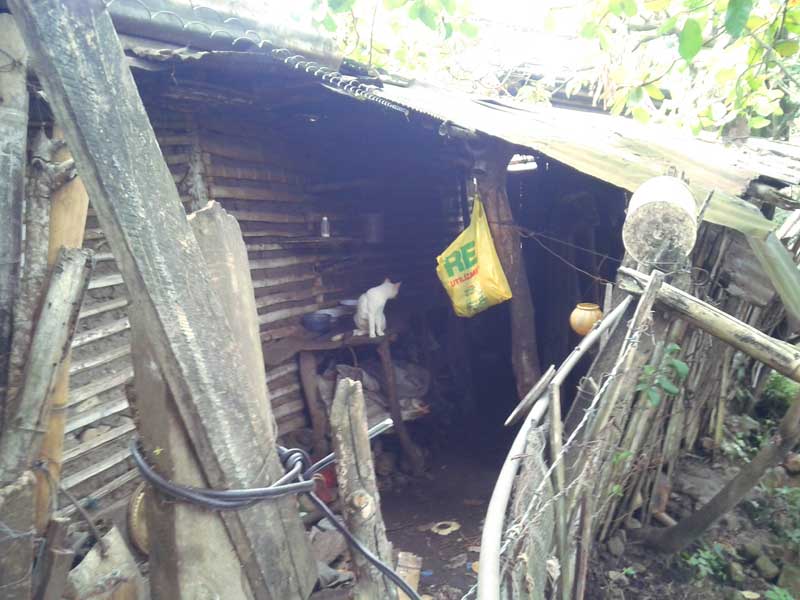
{"left": 302, "top": 311, "right": 333, "bottom": 333}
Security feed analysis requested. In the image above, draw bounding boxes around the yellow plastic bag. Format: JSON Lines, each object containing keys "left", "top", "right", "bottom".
{"left": 436, "top": 197, "right": 512, "bottom": 317}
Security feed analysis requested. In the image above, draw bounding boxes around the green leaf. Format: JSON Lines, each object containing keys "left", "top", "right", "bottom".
{"left": 440, "top": 0, "right": 456, "bottom": 14}
{"left": 409, "top": 0, "right": 422, "bottom": 19}
{"left": 749, "top": 115, "right": 771, "bottom": 129}
{"left": 659, "top": 15, "right": 678, "bottom": 34}
{"left": 459, "top": 21, "right": 479, "bottom": 37}
{"left": 609, "top": 0, "right": 625, "bottom": 16}
{"left": 417, "top": 3, "right": 438, "bottom": 28}
{"left": 581, "top": 22, "right": 599, "bottom": 38}
{"left": 383, "top": 0, "right": 408, "bottom": 7}
{"left": 628, "top": 86, "right": 644, "bottom": 103}
{"left": 658, "top": 377, "right": 680, "bottom": 395}
{"left": 665, "top": 342, "right": 681, "bottom": 355}
{"left": 443, "top": 20, "right": 453, "bottom": 38}
{"left": 645, "top": 83, "right": 665, "bottom": 100}
{"left": 679, "top": 18, "right": 703, "bottom": 61}
{"left": 724, "top": 0, "right": 753, "bottom": 37}
{"left": 646, "top": 387, "right": 662, "bottom": 407}
{"left": 775, "top": 40, "right": 799, "bottom": 57}
{"left": 669, "top": 359, "right": 690, "bottom": 380}
{"left": 622, "top": 0, "right": 638, "bottom": 16}
{"left": 328, "top": 0, "right": 356, "bottom": 13}
{"left": 321, "top": 13, "right": 337, "bottom": 31}
{"left": 631, "top": 106, "right": 651, "bottom": 123}
{"left": 746, "top": 15, "right": 768, "bottom": 31}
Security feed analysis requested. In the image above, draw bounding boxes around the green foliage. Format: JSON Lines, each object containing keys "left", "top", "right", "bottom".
{"left": 766, "top": 587, "right": 796, "bottom": 600}
{"left": 682, "top": 543, "right": 728, "bottom": 581}
{"left": 622, "top": 566, "right": 637, "bottom": 577}
{"left": 725, "top": 0, "right": 755, "bottom": 37}
{"left": 636, "top": 343, "right": 689, "bottom": 407}
{"left": 678, "top": 18, "right": 703, "bottom": 61}
{"left": 759, "top": 372, "right": 800, "bottom": 419}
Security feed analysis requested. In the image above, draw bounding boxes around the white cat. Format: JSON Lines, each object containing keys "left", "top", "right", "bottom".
{"left": 353, "top": 278, "right": 401, "bottom": 338}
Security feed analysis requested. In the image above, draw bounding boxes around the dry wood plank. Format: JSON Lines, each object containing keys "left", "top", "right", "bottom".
{"left": 65, "top": 526, "right": 145, "bottom": 599}
{"left": 299, "top": 351, "right": 328, "bottom": 458}
{"left": 56, "top": 470, "right": 138, "bottom": 518}
{"left": 65, "top": 397, "right": 128, "bottom": 434}
{"left": 60, "top": 448, "right": 131, "bottom": 490}
{"left": 396, "top": 552, "right": 422, "bottom": 600}
{"left": 71, "top": 317, "right": 130, "bottom": 348}
{"left": 330, "top": 378, "right": 397, "bottom": 600}
{"left": 67, "top": 367, "right": 133, "bottom": 407}
{"left": 31, "top": 517, "right": 70, "bottom": 600}
{"left": 210, "top": 183, "right": 303, "bottom": 203}
{"left": 87, "top": 273, "right": 124, "bottom": 290}
{"left": 0, "top": 249, "right": 93, "bottom": 484}
{"left": 62, "top": 422, "right": 136, "bottom": 464}
{"left": 229, "top": 209, "right": 307, "bottom": 223}
{"left": 78, "top": 297, "right": 129, "bottom": 319}
{"left": 0, "top": 15, "right": 28, "bottom": 428}
{"left": 69, "top": 344, "right": 130, "bottom": 375}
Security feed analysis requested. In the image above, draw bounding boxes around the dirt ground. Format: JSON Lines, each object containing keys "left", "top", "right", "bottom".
{"left": 380, "top": 404, "right": 515, "bottom": 599}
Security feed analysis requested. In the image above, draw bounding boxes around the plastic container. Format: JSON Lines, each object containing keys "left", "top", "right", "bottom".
{"left": 302, "top": 311, "right": 332, "bottom": 333}
{"left": 320, "top": 216, "right": 330, "bottom": 238}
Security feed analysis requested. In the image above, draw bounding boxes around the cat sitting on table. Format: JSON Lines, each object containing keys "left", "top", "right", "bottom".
{"left": 353, "top": 278, "right": 401, "bottom": 338}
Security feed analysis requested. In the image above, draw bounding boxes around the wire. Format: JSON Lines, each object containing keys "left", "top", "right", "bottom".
{"left": 130, "top": 417, "right": 419, "bottom": 599}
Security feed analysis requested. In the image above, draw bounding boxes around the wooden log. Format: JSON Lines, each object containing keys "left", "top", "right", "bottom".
{"left": 0, "top": 471, "right": 35, "bottom": 600}
{"left": 0, "top": 249, "right": 93, "bottom": 484}
{"left": 618, "top": 267, "right": 800, "bottom": 382}
{"left": 6, "top": 130, "right": 56, "bottom": 423}
{"left": 32, "top": 517, "right": 73, "bottom": 600}
{"left": 330, "top": 377, "right": 397, "bottom": 600}
{"left": 0, "top": 14, "right": 28, "bottom": 429}
{"left": 35, "top": 128, "right": 90, "bottom": 532}
{"left": 64, "top": 526, "right": 145, "bottom": 600}
{"left": 377, "top": 340, "right": 425, "bottom": 475}
{"left": 299, "top": 351, "right": 329, "bottom": 459}
{"left": 9, "top": 3, "right": 315, "bottom": 597}
{"left": 474, "top": 142, "right": 541, "bottom": 397}
{"left": 396, "top": 552, "right": 422, "bottom": 600}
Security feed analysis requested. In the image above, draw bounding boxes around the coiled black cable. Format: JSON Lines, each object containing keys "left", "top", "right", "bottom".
{"left": 130, "top": 417, "right": 420, "bottom": 600}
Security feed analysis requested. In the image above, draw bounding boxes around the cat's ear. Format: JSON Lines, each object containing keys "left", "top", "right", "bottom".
{"left": 395, "top": 281, "right": 402, "bottom": 289}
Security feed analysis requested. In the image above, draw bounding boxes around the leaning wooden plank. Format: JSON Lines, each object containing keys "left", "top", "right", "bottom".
{"left": 618, "top": 267, "right": 800, "bottom": 382}
{"left": 62, "top": 421, "right": 136, "bottom": 464}
{"left": 64, "top": 397, "right": 128, "bottom": 433}
{"left": 0, "top": 14, "right": 28, "bottom": 425}
{"left": 35, "top": 132, "right": 90, "bottom": 532}
{"left": 70, "top": 317, "right": 130, "bottom": 348}
{"left": 60, "top": 448, "right": 131, "bottom": 491}
{"left": 31, "top": 517, "right": 72, "bottom": 600}
{"left": 330, "top": 377, "right": 397, "bottom": 600}
{"left": 0, "top": 472, "right": 35, "bottom": 600}
{"left": 0, "top": 249, "right": 93, "bottom": 484}
{"left": 78, "top": 297, "right": 129, "bottom": 320}
{"left": 67, "top": 367, "right": 133, "bottom": 408}
{"left": 10, "top": 4, "right": 315, "bottom": 594}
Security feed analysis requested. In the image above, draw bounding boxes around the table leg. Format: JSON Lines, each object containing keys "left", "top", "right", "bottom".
{"left": 377, "top": 340, "right": 425, "bottom": 475}
{"left": 298, "top": 351, "right": 329, "bottom": 460}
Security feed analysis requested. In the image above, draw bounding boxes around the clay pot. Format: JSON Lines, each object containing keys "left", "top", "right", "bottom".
{"left": 569, "top": 303, "right": 603, "bottom": 336}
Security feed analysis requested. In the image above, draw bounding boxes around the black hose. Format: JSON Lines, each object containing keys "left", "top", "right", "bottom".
{"left": 129, "top": 417, "right": 421, "bottom": 600}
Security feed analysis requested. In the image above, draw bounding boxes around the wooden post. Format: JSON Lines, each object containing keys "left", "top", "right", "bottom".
{"left": 471, "top": 140, "right": 541, "bottom": 398}
{"left": 131, "top": 201, "right": 312, "bottom": 599}
{"left": 0, "top": 14, "right": 28, "bottom": 429}
{"left": 34, "top": 128, "right": 88, "bottom": 532}
{"left": 0, "top": 248, "right": 93, "bottom": 483}
{"left": 330, "top": 377, "right": 397, "bottom": 600}
{"left": 299, "top": 350, "right": 330, "bottom": 459}
{"left": 32, "top": 517, "right": 73, "bottom": 600}
{"left": 9, "top": 3, "right": 315, "bottom": 597}
{"left": 618, "top": 267, "right": 800, "bottom": 383}
{"left": 377, "top": 340, "right": 424, "bottom": 474}
{"left": 0, "top": 472, "right": 35, "bottom": 600}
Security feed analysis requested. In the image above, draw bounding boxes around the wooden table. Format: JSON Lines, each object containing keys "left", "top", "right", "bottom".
{"left": 263, "top": 326, "right": 425, "bottom": 473}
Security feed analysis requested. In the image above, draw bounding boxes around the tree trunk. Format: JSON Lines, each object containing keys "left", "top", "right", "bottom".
{"left": 640, "top": 392, "right": 800, "bottom": 553}
{"left": 473, "top": 140, "right": 541, "bottom": 397}
{"left": 0, "top": 14, "right": 28, "bottom": 431}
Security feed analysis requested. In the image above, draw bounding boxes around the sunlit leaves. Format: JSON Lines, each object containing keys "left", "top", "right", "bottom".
{"left": 749, "top": 115, "right": 771, "bottom": 129}
{"left": 328, "top": 0, "right": 356, "bottom": 12}
{"left": 679, "top": 18, "right": 703, "bottom": 61}
{"left": 724, "top": 0, "right": 753, "bottom": 37}
{"left": 775, "top": 40, "right": 800, "bottom": 57}
{"left": 459, "top": 21, "right": 478, "bottom": 37}
{"left": 645, "top": 83, "right": 665, "bottom": 99}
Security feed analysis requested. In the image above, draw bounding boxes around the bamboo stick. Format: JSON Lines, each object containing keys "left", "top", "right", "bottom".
{"left": 34, "top": 128, "right": 89, "bottom": 532}
{"left": 618, "top": 267, "right": 800, "bottom": 382}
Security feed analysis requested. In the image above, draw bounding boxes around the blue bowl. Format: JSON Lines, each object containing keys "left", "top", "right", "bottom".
{"left": 302, "top": 311, "right": 333, "bottom": 333}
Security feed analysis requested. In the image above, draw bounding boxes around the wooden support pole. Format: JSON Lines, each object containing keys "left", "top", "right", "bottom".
{"left": 131, "top": 201, "right": 312, "bottom": 599}
{"left": 0, "top": 14, "right": 28, "bottom": 428}
{"left": 472, "top": 140, "right": 541, "bottom": 398}
{"left": 377, "top": 340, "right": 424, "bottom": 475}
{"left": 9, "top": 3, "right": 315, "bottom": 597}
{"left": 35, "top": 128, "right": 89, "bottom": 532}
{"left": 32, "top": 517, "right": 73, "bottom": 600}
{"left": 618, "top": 267, "right": 800, "bottom": 382}
{"left": 0, "top": 248, "right": 93, "bottom": 483}
{"left": 330, "top": 377, "right": 397, "bottom": 600}
{"left": 299, "top": 350, "right": 330, "bottom": 460}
